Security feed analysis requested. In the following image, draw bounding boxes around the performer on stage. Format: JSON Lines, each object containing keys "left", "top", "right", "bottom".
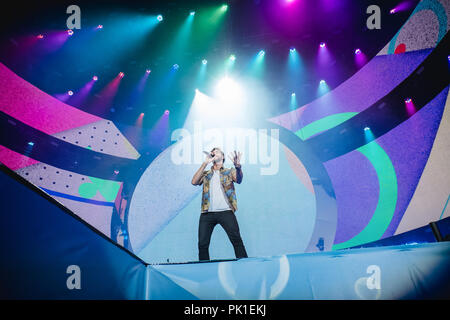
{"left": 191, "top": 147, "right": 248, "bottom": 261}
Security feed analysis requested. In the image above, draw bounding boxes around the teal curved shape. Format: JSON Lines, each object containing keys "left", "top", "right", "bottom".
{"left": 296, "top": 112, "right": 358, "bottom": 140}
{"left": 332, "top": 141, "right": 397, "bottom": 250}
{"left": 294, "top": 112, "right": 398, "bottom": 250}
{"left": 387, "top": 0, "right": 448, "bottom": 54}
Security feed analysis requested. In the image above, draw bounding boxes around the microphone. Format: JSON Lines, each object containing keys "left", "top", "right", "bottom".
{"left": 203, "top": 151, "right": 219, "bottom": 163}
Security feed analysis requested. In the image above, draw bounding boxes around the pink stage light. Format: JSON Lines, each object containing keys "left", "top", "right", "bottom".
{"left": 37, "top": 34, "right": 44, "bottom": 39}
{"left": 68, "top": 90, "right": 74, "bottom": 96}
{"left": 405, "top": 98, "right": 415, "bottom": 116}
{"left": 67, "top": 29, "right": 74, "bottom": 36}
{"left": 164, "top": 110, "right": 170, "bottom": 115}
{"left": 355, "top": 48, "right": 361, "bottom": 55}
{"left": 97, "top": 25, "right": 103, "bottom": 29}
{"left": 119, "top": 72, "right": 125, "bottom": 78}
{"left": 93, "top": 76, "right": 98, "bottom": 81}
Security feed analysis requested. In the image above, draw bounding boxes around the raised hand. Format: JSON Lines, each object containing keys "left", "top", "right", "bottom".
{"left": 228, "top": 151, "right": 242, "bottom": 167}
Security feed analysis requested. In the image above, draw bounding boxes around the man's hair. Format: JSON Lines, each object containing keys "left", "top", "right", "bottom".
{"left": 211, "top": 147, "right": 225, "bottom": 163}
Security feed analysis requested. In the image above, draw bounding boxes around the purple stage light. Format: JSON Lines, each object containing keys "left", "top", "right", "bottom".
{"left": 389, "top": 1, "right": 414, "bottom": 15}
{"left": 67, "top": 29, "right": 74, "bottom": 36}
{"left": 319, "top": 42, "right": 326, "bottom": 48}
{"left": 164, "top": 110, "right": 170, "bottom": 115}
{"left": 68, "top": 90, "right": 73, "bottom": 96}
{"left": 93, "top": 76, "right": 98, "bottom": 81}
{"left": 405, "top": 98, "right": 416, "bottom": 116}
{"left": 146, "top": 69, "right": 151, "bottom": 74}
{"left": 355, "top": 49, "right": 361, "bottom": 55}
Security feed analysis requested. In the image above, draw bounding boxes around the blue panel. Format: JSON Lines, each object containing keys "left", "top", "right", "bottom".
{"left": 0, "top": 164, "right": 147, "bottom": 299}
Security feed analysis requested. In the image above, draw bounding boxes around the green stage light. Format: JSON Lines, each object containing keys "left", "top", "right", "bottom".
{"left": 248, "top": 50, "right": 266, "bottom": 78}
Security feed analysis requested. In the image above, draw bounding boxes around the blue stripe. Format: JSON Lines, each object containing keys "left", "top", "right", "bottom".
{"left": 439, "top": 194, "right": 450, "bottom": 220}
{"left": 40, "top": 187, "right": 114, "bottom": 207}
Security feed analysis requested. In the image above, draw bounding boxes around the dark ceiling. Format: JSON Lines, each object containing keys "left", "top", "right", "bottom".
{"left": 0, "top": 0, "right": 417, "bottom": 130}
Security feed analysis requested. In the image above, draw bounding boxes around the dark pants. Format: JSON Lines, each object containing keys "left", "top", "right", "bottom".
{"left": 198, "top": 210, "right": 248, "bottom": 261}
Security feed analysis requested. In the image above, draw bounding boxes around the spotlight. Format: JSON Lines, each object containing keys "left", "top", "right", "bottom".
{"left": 390, "top": 8, "right": 397, "bottom": 14}
{"left": 146, "top": 69, "right": 151, "bottom": 74}
{"left": 290, "top": 47, "right": 296, "bottom": 52}
{"left": 37, "top": 34, "right": 44, "bottom": 39}
{"left": 93, "top": 76, "right": 98, "bottom": 81}
{"left": 202, "top": 59, "right": 208, "bottom": 65}
{"left": 405, "top": 98, "right": 412, "bottom": 103}
{"left": 157, "top": 15, "right": 163, "bottom": 21}
{"left": 173, "top": 64, "right": 180, "bottom": 70}
{"left": 355, "top": 48, "right": 361, "bottom": 55}
{"left": 319, "top": 80, "right": 326, "bottom": 84}
{"left": 215, "top": 77, "right": 242, "bottom": 103}
{"left": 119, "top": 72, "right": 125, "bottom": 78}
{"left": 319, "top": 42, "right": 326, "bottom": 48}
{"left": 28, "top": 142, "right": 34, "bottom": 146}
{"left": 97, "top": 24, "right": 103, "bottom": 29}
{"left": 68, "top": 90, "right": 73, "bottom": 96}
{"left": 291, "top": 92, "right": 296, "bottom": 97}
{"left": 67, "top": 29, "right": 74, "bottom": 36}
{"left": 190, "top": 11, "right": 196, "bottom": 16}
{"left": 164, "top": 109, "right": 170, "bottom": 115}
{"left": 221, "top": 4, "right": 228, "bottom": 11}
{"left": 364, "top": 126, "right": 370, "bottom": 131}
{"left": 229, "top": 54, "right": 236, "bottom": 61}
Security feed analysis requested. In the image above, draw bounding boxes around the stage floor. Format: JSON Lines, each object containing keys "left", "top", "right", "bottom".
{"left": 146, "top": 242, "right": 450, "bottom": 300}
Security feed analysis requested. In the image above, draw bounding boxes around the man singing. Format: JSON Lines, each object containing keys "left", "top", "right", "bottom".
{"left": 191, "top": 147, "right": 248, "bottom": 261}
